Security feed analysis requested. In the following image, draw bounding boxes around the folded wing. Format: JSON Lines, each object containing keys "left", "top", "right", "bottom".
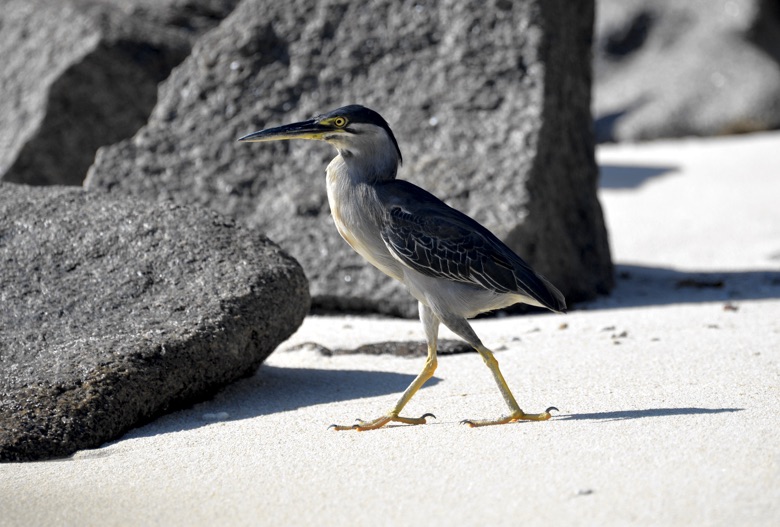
{"left": 376, "top": 180, "right": 566, "bottom": 312}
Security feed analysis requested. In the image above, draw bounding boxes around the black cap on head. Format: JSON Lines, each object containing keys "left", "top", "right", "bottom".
{"left": 317, "top": 105, "right": 403, "bottom": 164}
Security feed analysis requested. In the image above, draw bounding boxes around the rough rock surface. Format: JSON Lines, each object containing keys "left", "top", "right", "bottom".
{"left": 0, "top": 183, "right": 309, "bottom": 461}
{"left": 0, "top": 0, "right": 240, "bottom": 186}
{"left": 86, "top": 0, "right": 612, "bottom": 316}
{"left": 594, "top": 0, "right": 780, "bottom": 142}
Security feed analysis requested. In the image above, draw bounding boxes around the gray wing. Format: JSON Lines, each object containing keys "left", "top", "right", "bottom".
{"left": 376, "top": 180, "right": 566, "bottom": 312}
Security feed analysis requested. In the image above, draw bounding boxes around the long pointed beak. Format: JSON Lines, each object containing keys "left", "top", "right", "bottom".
{"left": 238, "top": 118, "right": 333, "bottom": 143}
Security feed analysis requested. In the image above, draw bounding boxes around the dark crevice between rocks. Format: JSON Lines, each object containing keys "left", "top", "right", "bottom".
{"left": 601, "top": 10, "right": 654, "bottom": 60}
{"left": 4, "top": 41, "right": 187, "bottom": 186}
{"left": 746, "top": 0, "right": 780, "bottom": 63}
{"left": 3, "top": 0, "right": 243, "bottom": 187}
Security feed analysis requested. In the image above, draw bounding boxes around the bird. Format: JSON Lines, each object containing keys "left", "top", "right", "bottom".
{"left": 239, "top": 104, "right": 566, "bottom": 429}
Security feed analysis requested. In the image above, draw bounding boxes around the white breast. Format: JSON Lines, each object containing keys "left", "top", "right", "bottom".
{"left": 326, "top": 157, "right": 404, "bottom": 282}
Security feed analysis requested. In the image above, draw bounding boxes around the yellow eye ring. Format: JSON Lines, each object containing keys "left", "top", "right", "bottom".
{"left": 333, "top": 117, "right": 347, "bottom": 128}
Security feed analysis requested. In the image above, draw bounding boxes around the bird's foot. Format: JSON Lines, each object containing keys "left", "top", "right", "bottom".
{"left": 329, "top": 412, "right": 435, "bottom": 431}
{"left": 460, "top": 406, "right": 558, "bottom": 428}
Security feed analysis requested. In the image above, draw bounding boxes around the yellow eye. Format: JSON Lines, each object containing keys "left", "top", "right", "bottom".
{"left": 333, "top": 117, "right": 347, "bottom": 128}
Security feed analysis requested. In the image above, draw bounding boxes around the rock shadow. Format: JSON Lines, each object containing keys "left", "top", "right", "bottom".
{"left": 583, "top": 264, "right": 780, "bottom": 310}
{"left": 599, "top": 163, "right": 678, "bottom": 189}
{"left": 119, "top": 365, "right": 441, "bottom": 439}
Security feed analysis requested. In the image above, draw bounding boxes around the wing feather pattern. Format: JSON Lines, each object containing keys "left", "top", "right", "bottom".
{"left": 376, "top": 180, "right": 566, "bottom": 312}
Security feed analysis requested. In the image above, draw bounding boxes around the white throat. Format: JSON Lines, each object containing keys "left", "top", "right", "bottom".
{"left": 327, "top": 124, "right": 401, "bottom": 184}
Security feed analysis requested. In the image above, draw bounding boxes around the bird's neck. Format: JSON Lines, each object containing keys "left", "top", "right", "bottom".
{"left": 324, "top": 152, "right": 405, "bottom": 282}
{"left": 326, "top": 153, "right": 384, "bottom": 225}
{"left": 343, "top": 153, "right": 396, "bottom": 182}
{"left": 330, "top": 133, "right": 400, "bottom": 185}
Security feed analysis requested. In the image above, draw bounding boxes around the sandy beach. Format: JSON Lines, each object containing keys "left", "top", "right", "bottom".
{"left": 1, "top": 132, "right": 778, "bottom": 526}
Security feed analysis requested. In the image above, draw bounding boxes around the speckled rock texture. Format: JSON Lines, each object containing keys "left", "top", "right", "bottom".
{"left": 0, "top": 183, "right": 309, "bottom": 461}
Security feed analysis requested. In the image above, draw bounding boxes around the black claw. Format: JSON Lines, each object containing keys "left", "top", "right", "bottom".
{"left": 459, "top": 419, "right": 474, "bottom": 426}
{"left": 328, "top": 424, "right": 337, "bottom": 430}
{"left": 546, "top": 406, "right": 559, "bottom": 414}
{"left": 420, "top": 413, "right": 436, "bottom": 420}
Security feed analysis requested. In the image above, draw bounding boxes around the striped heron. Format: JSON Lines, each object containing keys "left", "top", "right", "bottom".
{"left": 239, "top": 105, "right": 565, "bottom": 429}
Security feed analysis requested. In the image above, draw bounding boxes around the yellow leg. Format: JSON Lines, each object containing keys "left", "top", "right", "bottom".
{"left": 330, "top": 302, "right": 440, "bottom": 431}
{"left": 329, "top": 345, "right": 437, "bottom": 431}
{"left": 461, "top": 345, "right": 557, "bottom": 427}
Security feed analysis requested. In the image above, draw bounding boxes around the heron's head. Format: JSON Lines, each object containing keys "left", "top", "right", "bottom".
{"left": 239, "top": 105, "right": 403, "bottom": 177}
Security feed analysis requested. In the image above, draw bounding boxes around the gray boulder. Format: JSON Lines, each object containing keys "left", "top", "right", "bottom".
{"left": 0, "top": 183, "right": 309, "bottom": 461}
{"left": 0, "top": 0, "right": 240, "bottom": 186}
{"left": 86, "top": 0, "right": 612, "bottom": 316}
{"left": 594, "top": 0, "right": 780, "bottom": 142}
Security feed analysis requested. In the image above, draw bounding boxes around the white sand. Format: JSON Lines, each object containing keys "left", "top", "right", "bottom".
{"left": 1, "top": 133, "right": 779, "bottom": 526}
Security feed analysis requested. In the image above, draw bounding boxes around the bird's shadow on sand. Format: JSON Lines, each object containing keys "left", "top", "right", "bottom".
{"left": 556, "top": 407, "right": 743, "bottom": 422}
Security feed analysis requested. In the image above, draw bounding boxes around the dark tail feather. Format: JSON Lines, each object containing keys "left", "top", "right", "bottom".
{"left": 538, "top": 274, "right": 567, "bottom": 313}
